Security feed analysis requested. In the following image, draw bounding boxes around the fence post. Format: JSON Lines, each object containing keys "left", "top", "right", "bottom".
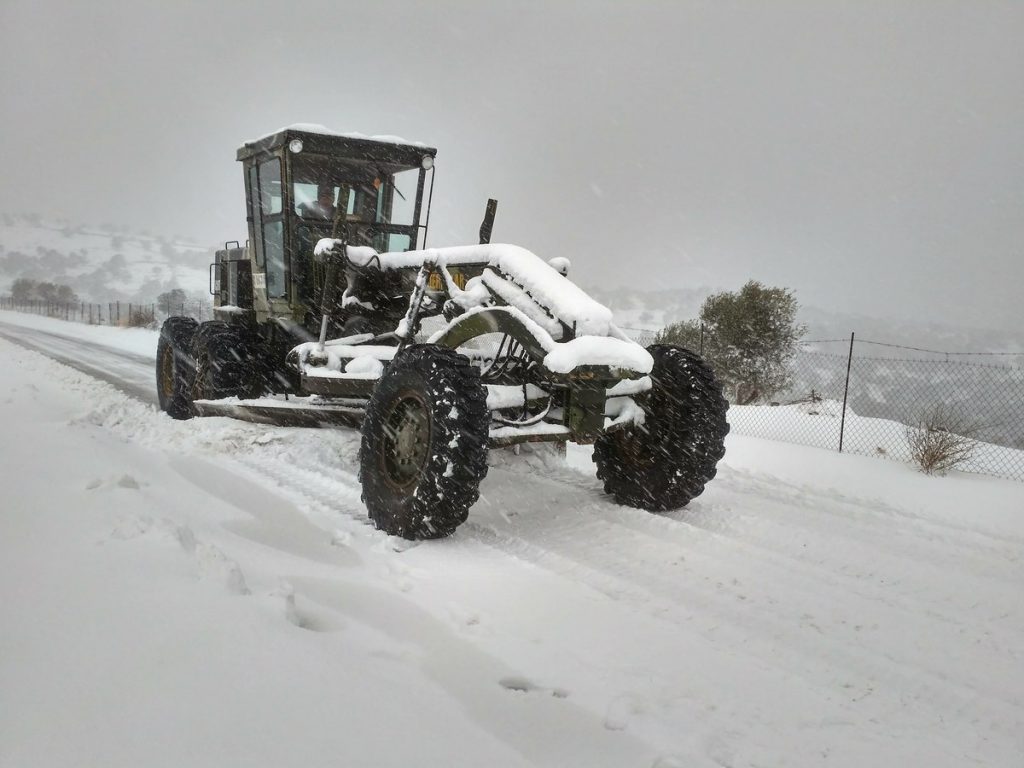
{"left": 838, "top": 332, "right": 855, "bottom": 453}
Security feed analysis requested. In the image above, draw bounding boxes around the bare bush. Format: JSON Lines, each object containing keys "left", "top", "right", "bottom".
{"left": 128, "top": 305, "right": 156, "bottom": 328}
{"left": 905, "top": 404, "right": 980, "bottom": 475}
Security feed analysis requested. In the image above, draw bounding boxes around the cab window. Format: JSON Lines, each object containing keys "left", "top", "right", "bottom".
{"left": 259, "top": 159, "right": 283, "bottom": 215}
{"left": 248, "top": 164, "right": 264, "bottom": 266}
{"left": 387, "top": 168, "right": 418, "bottom": 226}
{"left": 258, "top": 158, "right": 286, "bottom": 298}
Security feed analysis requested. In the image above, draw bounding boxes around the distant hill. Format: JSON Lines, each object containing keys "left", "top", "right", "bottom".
{"left": 585, "top": 281, "right": 1024, "bottom": 354}
{"left": 0, "top": 212, "right": 212, "bottom": 302}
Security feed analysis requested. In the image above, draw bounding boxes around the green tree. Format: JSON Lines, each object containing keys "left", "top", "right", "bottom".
{"left": 656, "top": 281, "right": 806, "bottom": 404}
{"left": 655, "top": 318, "right": 703, "bottom": 351}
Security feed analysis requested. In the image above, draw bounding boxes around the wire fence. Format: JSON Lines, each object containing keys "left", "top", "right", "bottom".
{"left": 0, "top": 296, "right": 213, "bottom": 327}
{"left": 620, "top": 327, "right": 1024, "bottom": 482}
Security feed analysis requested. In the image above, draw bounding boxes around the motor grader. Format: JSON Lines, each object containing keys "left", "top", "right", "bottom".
{"left": 155, "top": 125, "right": 729, "bottom": 539}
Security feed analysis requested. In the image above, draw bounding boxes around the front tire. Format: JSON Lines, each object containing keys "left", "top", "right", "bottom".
{"left": 359, "top": 345, "right": 489, "bottom": 539}
{"left": 594, "top": 344, "right": 729, "bottom": 511}
{"left": 156, "top": 316, "right": 199, "bottom": 419}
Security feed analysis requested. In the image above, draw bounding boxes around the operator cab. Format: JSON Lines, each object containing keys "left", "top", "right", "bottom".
{"left": 233, "top": 125, "right": 437, "bottom": 321}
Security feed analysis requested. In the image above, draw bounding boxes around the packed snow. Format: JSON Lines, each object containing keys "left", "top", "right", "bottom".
{"left": 1, "top": 312, "right": 1023, "bottom": 767}
{"left": 544, "top": 335, "right": 653, "bottom": 375}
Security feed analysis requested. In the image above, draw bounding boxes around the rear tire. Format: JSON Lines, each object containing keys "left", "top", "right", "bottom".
{"left": 359, "top": 345, "right": 489, "bottom": 539}
{"left": 191, "top": 321, "right": 261, "bottom": 401}
{"left": 594, "top": 344, "right": 729, "bottom": 511}
{"left": 156, "top": 316, "right": 199, "bottom": 419}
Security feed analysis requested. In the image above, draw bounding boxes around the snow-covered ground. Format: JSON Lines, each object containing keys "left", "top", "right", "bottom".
{"left": 1, "top": 310, "right": 1023, "bottom": 767}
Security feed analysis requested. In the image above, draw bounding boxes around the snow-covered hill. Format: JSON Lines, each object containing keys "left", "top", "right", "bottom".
{"left": 1, "top": 310, "right": 1022, "bottom": 766}
{"left": 0, "top": 212, "right": 212, "bottom": 302}
{"left": 586, "top": 282, "right": 1024, "bottom": 354}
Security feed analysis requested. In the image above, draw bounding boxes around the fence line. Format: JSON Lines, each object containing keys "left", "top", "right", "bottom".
{"left": 0, "top": 296, "right": 211, "bottom": 326}
{"left": 715, "top": 334, "right": 1024, "bottom": 482}
{"left": 616, "top": 326, "right": 1024, "bottom": 481}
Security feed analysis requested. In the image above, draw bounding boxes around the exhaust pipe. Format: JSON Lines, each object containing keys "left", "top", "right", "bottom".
{"left": 479, "top": 198, "right": 498, "bottom": 244}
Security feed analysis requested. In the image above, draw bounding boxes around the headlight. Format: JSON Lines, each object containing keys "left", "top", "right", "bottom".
{"left": 288, "top": 139, "right": 303, "bottom": 154}
{"left": 421, "top": 154, "right": 434, "bottom": 170}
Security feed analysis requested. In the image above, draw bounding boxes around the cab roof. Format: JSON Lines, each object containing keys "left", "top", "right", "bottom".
{"left": 236, "top": 124, "right": 437, "bottom": 168}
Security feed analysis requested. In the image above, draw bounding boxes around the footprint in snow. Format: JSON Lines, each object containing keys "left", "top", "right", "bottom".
{"left": 195, "top": 542, "right": 250, "bottom": 595}
{"left": 275, "top": 583, "right": 344, "bottom": 632}
{"left": 499, "top": 676, "right": 569, "bottom": 699}
{"left": 109, "top": 513, "right": 153, "bottom": 540}
{"left": 604, "top": 694, "right": 648, "bottom": 731}
{"left": 116, "top": 474, "right": 141, "bottom": 490}
{"left": 86, "top": 474, "right": 144, "bottom": 491}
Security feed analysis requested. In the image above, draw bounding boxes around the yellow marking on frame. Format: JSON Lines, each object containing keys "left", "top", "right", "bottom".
{"left": 428, "top": 269, "right": 467, "bottom": 291}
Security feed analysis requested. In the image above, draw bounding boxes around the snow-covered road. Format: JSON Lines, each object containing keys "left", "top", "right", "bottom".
{"left": 1, "top": 310, "right": 1022, "bottom": 767}
{"left": 0, "top": 314, "right": 158, "bottom": 403}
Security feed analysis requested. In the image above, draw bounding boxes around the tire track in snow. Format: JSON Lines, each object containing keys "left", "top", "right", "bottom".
{"left": 232, "top": 436, "right": 1023, "bottom": 731}
{"left": 490, "top": 453, "right": 1023, "bottom": 646}
{"left": 497, "top": 451, "right": 1023, "bottom": 574}
{"left": 464, "top": 466, "right": 1024, "bottom": 727}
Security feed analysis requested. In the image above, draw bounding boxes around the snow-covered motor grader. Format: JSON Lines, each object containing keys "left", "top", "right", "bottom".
{"left": 156, "top": 125, "right": 729, "bottom": 539}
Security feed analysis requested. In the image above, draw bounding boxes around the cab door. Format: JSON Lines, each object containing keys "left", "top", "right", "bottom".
{"left": 246, "top": 156, "right": 287, "bottom": 308}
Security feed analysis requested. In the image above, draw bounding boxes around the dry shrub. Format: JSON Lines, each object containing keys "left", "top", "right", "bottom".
{"left": 128, "top": 305, "right": 156, "bottom": 328}
{"left": 905, "top": 404, "right": 979, "bottom": 476}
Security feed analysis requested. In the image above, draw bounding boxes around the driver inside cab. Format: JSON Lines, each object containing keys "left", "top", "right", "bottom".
{"left": 299, "top": 184, "right": 337, "bottom": 220}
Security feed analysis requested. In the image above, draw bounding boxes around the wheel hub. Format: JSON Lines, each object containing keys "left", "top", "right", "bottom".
{"left": 382, "top": 393, "right": 430, "bottom": 488}
{"left": 159, "top": 345, "right": 175, "bottom": 398}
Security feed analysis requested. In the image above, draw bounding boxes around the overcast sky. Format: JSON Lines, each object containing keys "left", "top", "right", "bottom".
{"left": 1, "top": 1, "right": 1021, "bottom": 331}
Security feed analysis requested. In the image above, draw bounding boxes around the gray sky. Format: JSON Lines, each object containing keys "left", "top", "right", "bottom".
{"left": 1, "top": 0, "right": 1021, "bottom": 331}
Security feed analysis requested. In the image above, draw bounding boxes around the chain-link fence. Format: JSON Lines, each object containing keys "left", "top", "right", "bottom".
{"left": 763, "top": 338, "right": 1024, "bottom": 482}
{"left": 0, "top": 296, "right": 212, "bottom": 327}
{"left": 620, "top": 325, "right": 1024, "bottom": 482}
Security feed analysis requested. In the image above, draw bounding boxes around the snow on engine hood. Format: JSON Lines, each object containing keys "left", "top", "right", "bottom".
{"left": 315, "top": 241, "right": 615, "bottom": 338}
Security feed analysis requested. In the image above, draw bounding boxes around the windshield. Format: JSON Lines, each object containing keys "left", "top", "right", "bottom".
{"left": 292, "top": 155, "right": 420, "bottom": 232}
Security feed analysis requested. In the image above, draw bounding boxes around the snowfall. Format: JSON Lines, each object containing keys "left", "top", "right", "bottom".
{"left": 1, "top": 309, "right": 1022, "bottom": 768}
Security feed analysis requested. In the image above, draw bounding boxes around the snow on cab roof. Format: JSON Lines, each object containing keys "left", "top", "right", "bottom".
{"left": 245, "top": 123, "right": 430, "bottom": 149}
{"left": 237, "top": 124, "right": 436, "bottom": 163}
